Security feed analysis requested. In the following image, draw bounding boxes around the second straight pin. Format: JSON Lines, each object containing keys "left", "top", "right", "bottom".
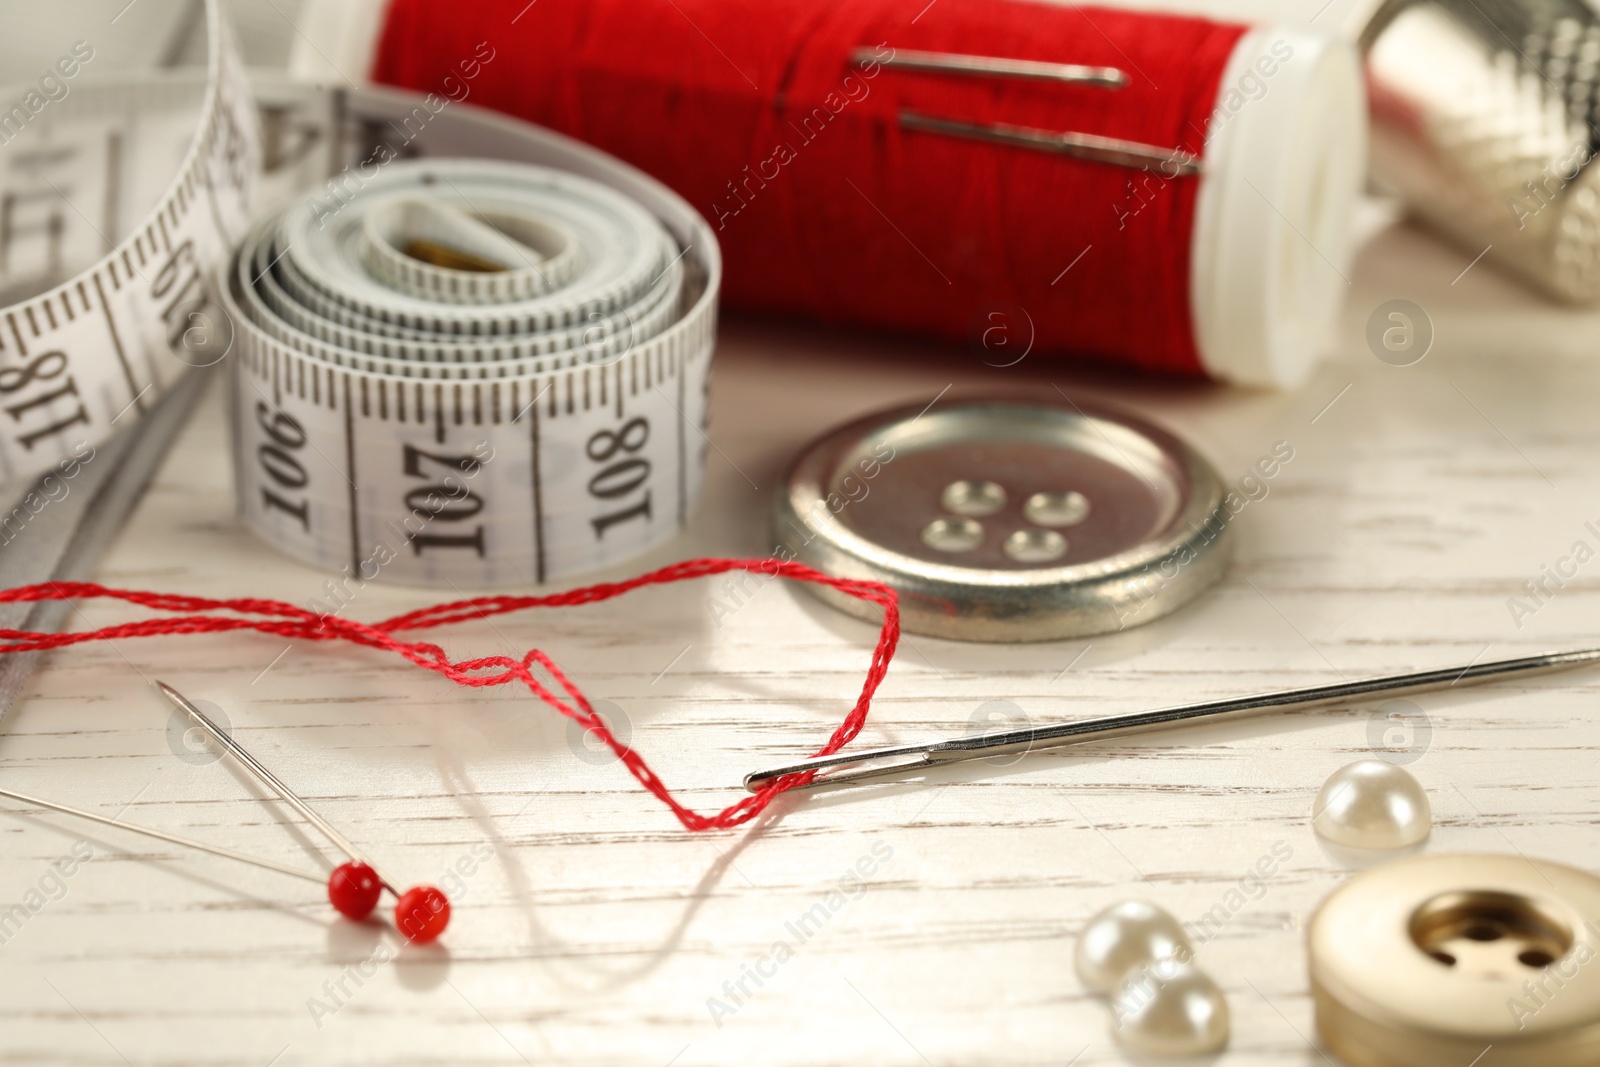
{"left": 159, "top": 683, "right": 389, "bottom": 889}
{"left": 157, "top": 682, "right": 452, "bottom": 943}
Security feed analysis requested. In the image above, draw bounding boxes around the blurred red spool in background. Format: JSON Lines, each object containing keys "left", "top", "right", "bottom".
{"left": 371, "top": 0, "right": 1365, "bottom": 387}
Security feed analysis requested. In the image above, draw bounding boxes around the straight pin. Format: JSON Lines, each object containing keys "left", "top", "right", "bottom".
{"left": 156, "top": 681, "right": 386, "bottom": 885}
{"left": 0, "top": 785, "right": 323, "bottom": 885}
{"left": 154, "top": 682, "right": 452, "bottom": 942}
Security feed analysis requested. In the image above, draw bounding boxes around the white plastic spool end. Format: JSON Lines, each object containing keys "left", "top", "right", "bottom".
{"left": 1190, "top": 28, "right": 1366, "bottom": 388}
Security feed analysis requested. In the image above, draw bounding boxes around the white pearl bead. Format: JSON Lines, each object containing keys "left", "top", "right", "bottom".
{"left": 1074, "top": 901, "right": 1192, "bottom": 993}
{"left": 1110, "top": 961, "right": 1230, "bottom": 1056}
{"left": 1313, "top": 759, "right": 1432, "bottom": 850}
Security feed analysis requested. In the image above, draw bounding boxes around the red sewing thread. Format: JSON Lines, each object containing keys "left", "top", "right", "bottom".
{"left": 373, "top": 0, "right": 1246, "bottom": 377}
{"left": 0, "top": 559, "right": 900, "bottom": 832}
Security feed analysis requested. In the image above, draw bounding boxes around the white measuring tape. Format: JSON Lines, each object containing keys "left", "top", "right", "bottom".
{"left": 226, "top": 157, "right": 714, "bottom": 586}
{"left": 0, "top": 0, "right": 717, "bottom": 587}
{"left": 0, "top": 1, "right": 254, "bottom": 484}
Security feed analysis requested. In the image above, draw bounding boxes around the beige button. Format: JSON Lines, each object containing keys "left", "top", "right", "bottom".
{"left": 1309, "top": 853, "right": 1600, "bottom": 1066}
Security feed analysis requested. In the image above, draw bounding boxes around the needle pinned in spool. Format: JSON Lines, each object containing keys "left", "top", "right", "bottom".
{"left": 854, "top": 47, "right": 1202, "bottom": 175}
{"left": 743, "top": 647, "right": 1600, "bottom": 792}
{"left": 898, "top": 111, "right": 1204, "bottom": 176}
{"left": 851, "top": 47, "right": 1130, "bottom": 87}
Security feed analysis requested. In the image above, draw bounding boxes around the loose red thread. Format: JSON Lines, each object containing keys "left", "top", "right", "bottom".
{"left": 0, "top": 558, "right": 899, "bottom": 832}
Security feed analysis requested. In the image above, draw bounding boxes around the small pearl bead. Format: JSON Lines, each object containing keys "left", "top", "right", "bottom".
{"left": 1110, "top": 961, "right": 1230, "bottom": 1056}
{"left": 1313, "top": 759, "right": 1432, "bottom": 850}
{"left": 1074, "top": 901, "right": 1192, "bottom": 993}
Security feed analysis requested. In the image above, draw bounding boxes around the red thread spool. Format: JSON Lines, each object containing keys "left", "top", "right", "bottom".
{"left": 368, "top": 0, "right": 1364, "bottom": 386}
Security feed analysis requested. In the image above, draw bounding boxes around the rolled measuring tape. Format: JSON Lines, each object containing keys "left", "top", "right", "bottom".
{"left": 0, "top": 0, "right": 717, "bottom": 587}
{"left": 224, "top": 157, "right": 714, "bottom": 585}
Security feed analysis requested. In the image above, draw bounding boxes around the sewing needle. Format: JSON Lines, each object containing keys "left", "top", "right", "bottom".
{"left": 743, "top": 646, "right": 1600, "bottom": 792}
{"left": 898, "top": 111, "right": 1204, "bottom": 175}
{"left": 852, "top": 47, "right": 1130, "bottom": 87}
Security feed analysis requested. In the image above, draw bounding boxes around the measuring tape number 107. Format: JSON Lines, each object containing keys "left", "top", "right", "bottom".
{"left": 226, "top": 157, "right": 716, "bottom": 587}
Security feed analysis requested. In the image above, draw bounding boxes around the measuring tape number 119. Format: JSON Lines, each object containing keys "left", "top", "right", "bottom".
{"left": 0, "top": 0, "right": 718, "bottom": 588}
{"left": 0, "top": 0, "right": 255, "bottom": 486}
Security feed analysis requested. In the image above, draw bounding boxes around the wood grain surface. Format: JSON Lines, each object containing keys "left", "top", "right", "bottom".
{"left": 3, "top": 195, "right": 1600, "bottom": 1067}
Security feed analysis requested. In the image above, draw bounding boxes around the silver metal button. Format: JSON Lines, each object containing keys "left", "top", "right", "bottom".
{"left": 772, "top": 397, "right": 1233, "bottom": 642}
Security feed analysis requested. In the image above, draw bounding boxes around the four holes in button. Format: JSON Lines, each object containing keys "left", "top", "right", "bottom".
{"left": 921, "top": 480, "right": 1087, "bottom": 560}
{"left": 1003, "top": 529, "right": 1067, "bottom": 563}
{"left": 1024, "top": 490, "right": 1091, "bottom": 527}
{"left": 941, "top": 479, "right": 1007, "bottom": 517}
{"left": 921, "top": 517, "right": 984, "bottom": 553}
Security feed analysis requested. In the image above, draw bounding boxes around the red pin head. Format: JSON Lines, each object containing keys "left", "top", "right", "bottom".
{"left": 327, "top": 862, "right": 383, "bottom": 920}
{"left": 395, "top": 885, "right": 451, "bottom": 943}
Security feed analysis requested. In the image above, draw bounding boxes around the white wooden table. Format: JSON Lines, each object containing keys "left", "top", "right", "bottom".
{"left": 2, "top": 193, "right": 1599, "bottom": 1066}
